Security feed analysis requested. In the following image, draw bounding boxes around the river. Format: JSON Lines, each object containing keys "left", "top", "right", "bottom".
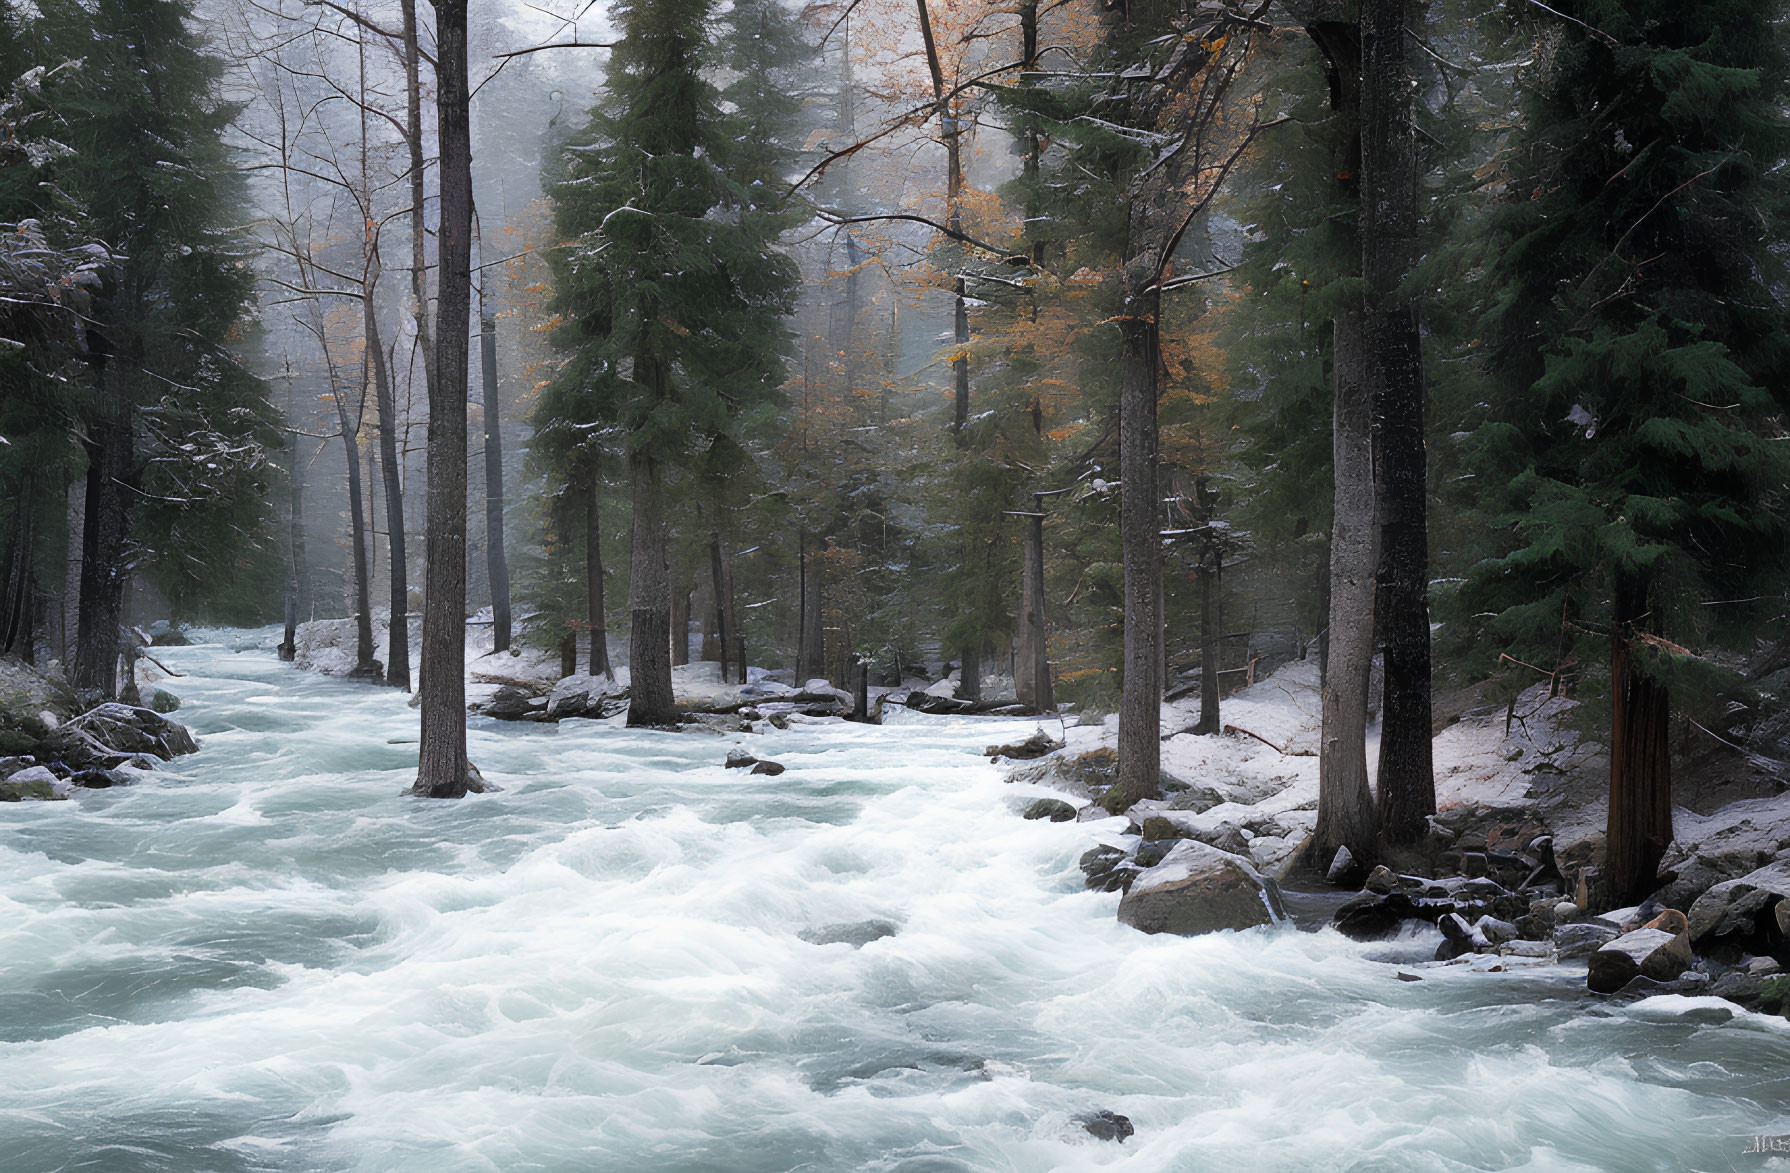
{"left": 2, "top": 631, "right": 1788, "bottom": 1171}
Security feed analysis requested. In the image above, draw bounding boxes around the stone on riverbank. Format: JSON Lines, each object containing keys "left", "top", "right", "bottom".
{"left": 1117, "top": 840, "right": 1286, "bottom": 936}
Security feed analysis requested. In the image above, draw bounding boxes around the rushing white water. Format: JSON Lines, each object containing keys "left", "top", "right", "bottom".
{"left": 4, "top": 631, "right": 1790, "bottom": 1172}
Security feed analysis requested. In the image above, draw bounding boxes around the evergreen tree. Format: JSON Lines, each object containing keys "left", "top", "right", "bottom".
{"left": 1458, "top": 0, "right": 1790, "bottom": 904}
{"left": 546, "top": 0, "right": 800, "bottom": 723}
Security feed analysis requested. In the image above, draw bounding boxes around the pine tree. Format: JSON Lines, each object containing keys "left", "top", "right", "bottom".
{"left": 1458, "top": 0, "right": 1790, "bottom": 905}
{"left": 546, "top": 0, "right": 800, "bottom": 725}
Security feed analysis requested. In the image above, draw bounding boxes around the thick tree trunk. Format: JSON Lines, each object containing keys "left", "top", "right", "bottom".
{"left": 479, "top": 250, "right": 511, "bottom": 655}
{"left": 586, "top": 471, "right": 611, "bottom": 680}
{"left": 411, "top": 0, "right": 479, "bottom": 798}
{"left": 627, "top": 448, "right": 676, "bottom": 726}
{"left": 1112, "top": 302, "right": 1163, "bottom": 808}
{"left": 710, "top": 537, "right": 740, "bottom": 686}
{"left": 670, "top": 580, "right": 690, "bottom": 668}
{"left": 960, "top": 642, "right": 981, "bottom": 704}
{"left": 367, "top": 287, "right": 410, "bottom": 690}
{"left": 73, "top": 352, "right": 135, "bottom": 695}
{"left": 560, "top": 633, "right": 577, "bottom": 679}
{"left": 1605, "top": 589, "right": 1673, "bottom": 907}
{"left": 1362, "top": 0, "right": 1434, "bottom": 843}
{"left": 281, "top": 593, "right": 296, "bottom": 662}
{"left": 1314, "top": 311, "right": 1379, "bottom": 864}
{"left": 401, "top": 0, "right": 434, "bottom": 398}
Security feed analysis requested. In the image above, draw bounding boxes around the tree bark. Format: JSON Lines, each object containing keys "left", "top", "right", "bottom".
{"left": 367, "top": 276, "right": 410, "bottom": 690}
{"left": 1362, "top": 0, "right": 1434, "bottom": 843}
{"left": 798, "top": 533, "right": 825, "bottom": 682}
{"left": 478, "top": 222, "right": 511, "bottom": 655}
{"left": 1314, "top": 311, "right": 1379, "bottom": 863}
{"left": 401, "top": 0, "right": 434, "bottom": 398}
{"left": 1111, "top": 298, "right": 1163, "bottom": 808}
{"left": 1605, "top": 586, "right": 1673, "bottom": 907}
{"left": 1015, "top": 506, "right": 1051, "bottom": 713}
{"left": 411, "top": 0, "right": 478, "bottom": 798}
{"left": 278, "top": 377, "right": 304, "bottom": 662}
{"left": 331, "top": 377, "right": 377, "bottom": 679}
{"left": 73, "top": 327, "right": 135, "bottom": 696}
{"left": 670, "top": 579, "right": 690, "bottom": 668}
{"left": 1197, "top": 553, "right": 1222, "bottom": 736}
{"left": 627, "top": 448, "right": 676, "bottom": 726}
{"left": 710, "top": 537, "right": 740, "bottom": 686}
{"left": 586, "top": 470, "right": 611, "bottom": 679}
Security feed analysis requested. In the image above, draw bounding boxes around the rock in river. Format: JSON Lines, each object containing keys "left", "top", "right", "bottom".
{"left": 1116, "top": 840, "right": 1286, "bottom": 937}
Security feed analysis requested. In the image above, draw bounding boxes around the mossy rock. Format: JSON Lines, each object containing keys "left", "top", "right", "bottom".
{"left": 150, "top": 689, "right": 181, "bottom": 714}
{"left": 0, "top": 777, "right": 61, "bottom": 802}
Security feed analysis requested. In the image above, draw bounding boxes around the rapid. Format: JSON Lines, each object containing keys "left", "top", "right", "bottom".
{"left": 3, "top": 631, "right": 1789, "bottom": 1172}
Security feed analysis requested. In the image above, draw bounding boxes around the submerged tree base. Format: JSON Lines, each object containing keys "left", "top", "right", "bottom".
{"left": 405, "top": 759, "right": 499, "bottom": 799}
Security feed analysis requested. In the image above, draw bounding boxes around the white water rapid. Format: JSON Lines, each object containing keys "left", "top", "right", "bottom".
{"left": 4, "top": 631, "right": 1789, "bottom": 1171}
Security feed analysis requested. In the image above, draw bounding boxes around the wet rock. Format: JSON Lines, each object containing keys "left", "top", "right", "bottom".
{"left": 0, "top": 765, "right": 69, "bottom": 801}
{"left": 1022, "top": 798, "right": 1077, "bottom": 822}
{"left": 546, "top": 674, "right": 628, "bottom": 721}
{"left": 52, "top": 703, "right": 196, "bottom": 766}
{"left": 1588, "top": 925, "right": 1694, "bottom": 994}
{"left": 149, "top": 688, "right": 181, "bottom": 714}
{"left": 725, "top": 749, "right": 758, "bottom": 769}
{"left": 1076, "top": 1110, "right": 1134, "bottom": 1143}
{"left": 985, "top": 730, "right": 1065, "bottom": 761}
{"left": 1473, "top": 915, "right": 1520, "bottom": 946}
{"left": 1334, "top": 891, "right": 1432, "bottom": 941}
{"left": 800, "top": 920, "right": 898, "bottom": 947}
{"left": 1554, "top": 921, "right": 1619, "bottom": 960}
{"left": 1687, "top": 861, "right": 1790, "bottom": 945}
{"left": 483, "top": 685, "right": 548, "bottom": 721}
{"left": 750, "top": 760, "right": 787, "bottom": 777}
{"left": 1117, "top": 840, "right": 1286, "bottom": 937}
{"left": 1327, "top": 845, "right": 1365, "bottom": 887}
{"left": 69, "top": 767, "right": 132, "bottom": 789}
{"left": 1079, "top": 845, "right": 1137, "bottom": 893}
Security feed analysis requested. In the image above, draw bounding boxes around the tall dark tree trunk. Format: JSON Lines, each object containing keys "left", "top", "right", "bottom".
{"left": 368, "top": 284, "right": 410, "bottom": 690}
{"left": 585, "top": 470, "right": 611, "bottom": 680}
{"left": 1361, "top": 0, "right": 1434, "bottom": 843}
{"left": 560, "top": 632, "right": 577, "bottom": 678}
{"left": 1308, "top": 17, "right": 1378, "bottom": 866}
{"left": 411, "top": 0, "right": 480, "bottom": 798}
{"left": 1111, "top": 296, "right": 1163, "bottom": 808}
{"left": 1015, "top": 504, "right": 1051, "bottom": 713}
{"left": 478, "top": 220, "right": 511, "bottom": 655}
{"left": 73, "top": 340, "right": 135, "bottom": 695}
{"left": 278, "top": 378, "right": 304, "bottom": 662}
{"left": 1605, "top": 582, "right": 1673, "bottom": 907}
{"left": 960, "top": 641, "right": 981, "bottom": 704}
{"left": 1196, "top": 552, "right": 1222, "bottom": 736}
{"left": 670, "top": 578, "right": 690, "bottom": 668}
{"left": 627, "top": 447, "right": 676, "bottom": 726}
{"left": 710, "top": 537, "right": 740, "bottom": 686}
{"left": 332, "top": 378, "right": 377, "bottom": 679}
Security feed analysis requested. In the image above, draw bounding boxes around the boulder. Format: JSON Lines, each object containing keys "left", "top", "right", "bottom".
{"left": 1116, "top": 840, "right": 1286, "bottom": 937}
{"left": 149, "top": 689, "right": 181, "bottom": 714}
{"left": 546, "top": 674, "right": 628, "bottom": 721}
{"left": 985, "top": 730, "right": 1065, "bottom": 761}
{"left": 1022, "top": 798, "right": 1077, "bottom": 822}
{"left": 1327, "top": 845, "right": 1365, "bottom": 887}
{"left": 725, "top": 749, "right": 758, "bottom": 769}
{"left": 1588, "top": 925, "right": 1694, "bottom": 994}
{"left": 1554, "top": 921, "right": 1619, "bottom": 960}
{"left": 0, "top": 765, "right": 68, "bottom": 801}
{"left": 1079, "top": 845, "right": 1136, "bottom": 893}
{"left": 69, "top": 767, "right": 132, "bottom": 789}
{"left": 1075, "top": 1110, "right": 1134, "bottom": 1143}
{"left": 750, "top": 760, "right": 787, "bottom": 777}
{"left": 48, "top": 703, "right": 196, "bottom": 767}
{"left": 1687, "top": 862, "right": 1790, "bottom": 945}
{"left": 483, "top": 685, "right": 549, "bottom": 721}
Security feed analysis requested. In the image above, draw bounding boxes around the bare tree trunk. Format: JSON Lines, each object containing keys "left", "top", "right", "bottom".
{"left": 1362, "top": 0, "right": 1434, "bottom": 843}
{"left": 411, "top": 0, "right": 479, "bottom": 797}
{"left": 560, "top": 632, "right": 577, "bottom": 678}
{"left": 331, "top": 379, "right": 377, "bottom": 679}
{"left": 1015, "top": 505, "right": 1051, "bottom": 713}
{"left": 278, "top": 376, "right": 303, "bottom": 662}
{"left": 73, "top": 335, "right": 135, "bottom": 696}
{"left": 1605, "top": 583, "right": 1672, "bottom": 907}
{"left": 586, "top": 470, "right": 611, "bottom": 680}
{"left": 477, "top": 216, "right": 511, "bottom": 654}
{"left": 401, "top": 0, "right": 434, "bottom": 397}
{"left": 1197, "top": 553, "right": 1222, "bottom": 736}
{"left": 798, "top": 533, "right": 825, "bottom": 682}
{"left": 1314, "top": 311, "right": 1379, "bottom": 864}
{"left": 1110, "top": 298, "right": 1163, "bottom": 808}
{"left": 710, "top": 537, "right": 740, "bottom": 686}
{"left": 627, "top": 447, "right": 676, "bottom": 726}
{"left": 670, "top": 578, "right": 690, "bottom": 668}
{"left": 368, "top": 281, "right": 410, "bottom": 690}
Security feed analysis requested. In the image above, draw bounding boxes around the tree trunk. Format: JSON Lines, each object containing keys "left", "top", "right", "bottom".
{"left": 798, "top": 534, "right": 825, "bottom": 682}
{"left": 1605, "top": 587, "right": 1673, "bottom": 907}
{"left": 368, "top": 282, "right": 410, "bottom": 690}
{"left": 401, "top": 0, "right": 434, "bottom": 397}
{"left": 1016, "top": 507, "right": 1051, "bottom": 713}
{"left": 960, "top": 642, "right": 981, "bottom": 704}
{"left": 332, "top": 381, "right": 377, "bottom": 679}
{"left": 278, "top": 378, "right": 304, "bottom": 662}
{"left": 1111, "top": 299, "right": 1163, "bottom": 808}
{"left": 411, "top": 0, "right": 478, "bottom": 798}
{"left": 710, "top": 537, "right": 740, "bottom": 686}
{"left": 1196, "top": 552, "right": 1222, "bottom": 735}
{"left": 479, "top": 234, "right": 511, "bottom": 655}
{"left": 627, "top": 448, "right": 676, "bottom": 726}
{"left": 560, "top": 632, "right": 577, "bottom": 679}
{"left": 281, "top": 593, "right": 296, "bottom": 662}
{"left": 852, "top": 655, "right": 872, "bottom": 723}
{"left": 1314, "top": 310, "right": 1379, "bottom": 864}
{"left": 1362, "top": 0, "right": 1434, "bottom": 842}
{"left": 586, "top": 470, "right": 611, "bottom": 680}
{"left": 73, "top": 346, "right": 135, "bottom": 696}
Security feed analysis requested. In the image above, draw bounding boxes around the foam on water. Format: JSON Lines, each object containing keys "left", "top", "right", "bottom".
{"left": 3, "top": 630, "right": 1790, "bottom": 1171}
